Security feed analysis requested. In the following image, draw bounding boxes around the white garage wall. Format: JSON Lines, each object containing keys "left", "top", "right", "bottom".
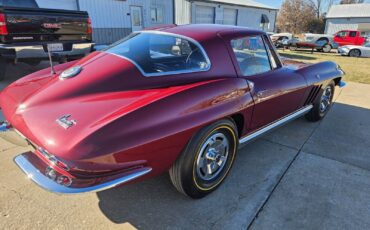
{"left": 78, "top": 0, "right": 173, "bottom": 44}
{"left": 188, "top": 1, "right": 276, "bottom": 32}
{"left": 36, "top": 0, "right": 78, "bottom": 10}
{"left": 237, "top": 7, "right": 276, "bottom": 32}
{"left": 325, "top": 18, "right": 370, "bottom": 35}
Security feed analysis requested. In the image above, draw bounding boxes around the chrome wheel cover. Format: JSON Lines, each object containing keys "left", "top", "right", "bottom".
{"left": 350, "top": 49, "right": 360, "bottom": 57}
{"left": 196, "top": 133, "right": 229, "bottom": 181}
{"left": 320, "top": 86, "right": 332, "bottom": 113}
{"left": 322, "top": 44, "right": 331, "bottom": 53}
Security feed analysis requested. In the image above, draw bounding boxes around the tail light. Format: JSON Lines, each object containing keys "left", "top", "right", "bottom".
{"left": 87, "top": 17, "right": 92, "bottom": 35}
{"left": 0, "top": 13, "right": 8, "bottom": 35}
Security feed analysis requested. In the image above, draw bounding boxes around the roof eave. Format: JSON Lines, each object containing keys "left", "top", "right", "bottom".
{"left": 190, "top": 0, "right": 279, "bottom": 11}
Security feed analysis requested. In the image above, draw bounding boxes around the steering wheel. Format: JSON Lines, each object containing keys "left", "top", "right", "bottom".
{"left": 185, "top": 48, "right": 200, "bottom": 67}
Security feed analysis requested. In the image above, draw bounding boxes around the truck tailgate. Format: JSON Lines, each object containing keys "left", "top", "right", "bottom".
{"left": 1, "top": 7, "right": 91, "bottom": 43}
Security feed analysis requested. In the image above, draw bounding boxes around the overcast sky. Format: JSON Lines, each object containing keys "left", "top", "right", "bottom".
{"left": 255, "top": 0, "right": 370, "bottom": 9}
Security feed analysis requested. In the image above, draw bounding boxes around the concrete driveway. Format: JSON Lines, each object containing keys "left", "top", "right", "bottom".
{"left": 1, "top": 64, "right": 370, "bottom": 229}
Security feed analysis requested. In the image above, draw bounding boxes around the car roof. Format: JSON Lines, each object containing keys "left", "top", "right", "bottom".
{"left": 156, "top": 24, "right": 266, "bottom": 43}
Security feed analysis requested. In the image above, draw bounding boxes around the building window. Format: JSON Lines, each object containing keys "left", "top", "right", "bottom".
{"left": 151, "top": 7, "right": 164, "bottom": 24}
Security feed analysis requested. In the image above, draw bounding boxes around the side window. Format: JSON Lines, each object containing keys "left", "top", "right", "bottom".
{"left": 337, "top": 31, "right": 347, "bottom": 37}
{"left": 231, "top": 36, "right": 272, "bottom": 76}
{"left": 149, "top": 36, "right": 192, "bottom": 59}
{"left": 262, "top": 35, "right": 280, "bottom": 69}
{"left": 349, "top": 31, "right": 357, "bottom": 37}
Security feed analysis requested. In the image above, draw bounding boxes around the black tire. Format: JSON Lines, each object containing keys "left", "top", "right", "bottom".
{"left": 0, "top": 58, "right": 7, "bottom": 81}
{"left": 306, "top": 81, "right": 335, "bottom": 122}
{"left": 349, "top": 49, "right": 361, "bottom": 57}
{"left": 169, "top": 119, "right": 238, "bottom": 199}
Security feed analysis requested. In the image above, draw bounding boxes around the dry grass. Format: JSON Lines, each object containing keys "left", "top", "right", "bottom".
{"left": 278, "top": 50, "right": 370, "bottom": 84}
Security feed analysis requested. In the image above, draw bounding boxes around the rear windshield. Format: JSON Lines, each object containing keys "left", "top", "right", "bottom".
{"left": 0, "top": 0, "right": 38, "bottom": 7}
{"left": 106, "top": 32, "right": 211, "bottom": 77}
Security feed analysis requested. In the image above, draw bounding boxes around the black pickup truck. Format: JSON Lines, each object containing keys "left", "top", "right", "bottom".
{"left": 0, "top": 0, "right": 93, "bottom": 80}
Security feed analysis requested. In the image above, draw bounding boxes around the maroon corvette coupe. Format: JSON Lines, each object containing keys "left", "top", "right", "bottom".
{"left": 0, "top": 24, "right": 345, "bottom": 198}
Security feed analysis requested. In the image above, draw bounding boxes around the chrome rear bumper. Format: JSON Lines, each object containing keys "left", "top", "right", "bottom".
{"left": 0, "top": 42, "right": 93, "bottom": 59}
{"left": 14, "top": 154, "right": 152, "bottom": 194}
{"left": 1, "top": 121, "right": 151, "bottom": 194}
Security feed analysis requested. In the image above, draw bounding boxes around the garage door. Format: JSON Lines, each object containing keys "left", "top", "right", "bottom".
{"left": 195, "top": 5, "right": 215, "bottom": 24}
{"left": 223, "top": 8, "right": 238, "bottom": 25}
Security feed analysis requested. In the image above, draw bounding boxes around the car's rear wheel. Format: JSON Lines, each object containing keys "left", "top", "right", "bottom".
{"left": 322, "top": 44, "right": 332, "bottom": 53}
{"left": 349, "top": 49, "right": 361, "bottom": 57}
{"left": 306, "top": 81, "right": 335, "bottom": 122}
{"left": 169, "top": 119, "right": 238, "bottom": 199}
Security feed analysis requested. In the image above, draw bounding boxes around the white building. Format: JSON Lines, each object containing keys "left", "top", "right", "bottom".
{"left": 175, "top": 0, "right": 277, "bottom": 32}
{"left": 35, "top": 0, "right": 277, "bottom": 44}
{"left": 325, "top": 4, "right": 370, "bottom": 35}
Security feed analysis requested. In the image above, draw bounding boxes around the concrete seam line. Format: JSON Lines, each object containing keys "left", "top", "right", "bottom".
{"left": 302, "top": 151, "right": 370, "bottom": 173}
{"left": 260, "top": 137, "right": 300, "bottom": 151}
{"left": 247, "top": 86, "right": 344, "bottom": 229}
{"left": 246, "top": 111, "right": 329, "bottom": 229}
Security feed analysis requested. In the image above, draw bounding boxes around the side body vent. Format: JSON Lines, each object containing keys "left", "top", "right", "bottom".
{"left": 304, "top": 85, "right": 322, "bottom": 106}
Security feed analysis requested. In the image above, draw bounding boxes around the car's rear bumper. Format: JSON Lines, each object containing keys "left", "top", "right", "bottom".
{"left": 14, "top": 154, "right": 152, "bottom": 194}
{"left": 1, "top": 121, "right": 152, "bottom": 194}
{"left": 0, "top": 42, "right": 93, "bottom": 60}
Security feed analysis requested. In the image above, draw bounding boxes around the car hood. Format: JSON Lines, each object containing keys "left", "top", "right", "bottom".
{"left": 0, "top": 52, "right": 212, "bottom": 160}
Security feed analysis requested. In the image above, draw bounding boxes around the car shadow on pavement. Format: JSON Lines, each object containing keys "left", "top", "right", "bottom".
{"left": 96, "top": 135, "right": 301, "bottom": 229}
{"left": 96, "top": 101, "right": 370, "bottom": 229}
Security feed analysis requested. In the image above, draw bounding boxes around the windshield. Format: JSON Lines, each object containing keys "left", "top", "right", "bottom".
{"left": 0, "top": 0, "right": 38, "bottom": 7}
{"left": 106, "top": 32, "right": 211, "bottom": 76}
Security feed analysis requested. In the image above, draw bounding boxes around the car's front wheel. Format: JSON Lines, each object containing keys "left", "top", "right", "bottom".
{"left": 349, "top": 49, "right": 361, "bottom": 57}
{"left": 169, "top": 119, "right": 238, "bottom": 199}
{"left": 322, "top": 44, "right": 332, "bottom": 53}
{"left": 306, "top": 81, "right": 335, "bottom": 122}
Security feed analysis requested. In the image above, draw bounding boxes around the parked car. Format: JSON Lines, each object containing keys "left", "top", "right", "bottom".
{"left": 0, "top": 0, "right": 93, "bottom": 81}
{"left": 338, "top": 43, "right": 370, "bottom": 57}
{"left": 289, "top": 33, "right": 337, "bottom": 53}
{"left": 270, "top": 33, "right": 293, "bottom": 48}
{"left": 334, "top": 30, "right": 367, "bottom": 47}
{"left": 0, "top": 24, "right": 345, "bottom": 199}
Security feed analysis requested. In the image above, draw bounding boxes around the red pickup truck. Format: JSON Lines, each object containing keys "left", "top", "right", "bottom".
{"left": 334, "top": 30, "right": 367, "bottom": 46}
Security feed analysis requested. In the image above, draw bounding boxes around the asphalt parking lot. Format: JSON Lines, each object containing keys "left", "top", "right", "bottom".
{"left": 1, "top": 63, "right": 370, "bottom": 229}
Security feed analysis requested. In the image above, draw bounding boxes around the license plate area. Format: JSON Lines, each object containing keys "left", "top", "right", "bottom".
{"left": 46, "top": 43, "right": 64, "bottom": 52}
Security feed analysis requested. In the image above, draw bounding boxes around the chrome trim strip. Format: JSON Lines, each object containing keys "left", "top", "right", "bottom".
{"left": 14, "top": 154, "right": 152, "bottom": 194}
{"left": 0, "top": 43, "right": 94, "bottom": 59}
{"left": 105, "top": 30, "right": 212, "bottom": 77}
{"left": 239, "top": 105, "right": 313, "bottom": 145}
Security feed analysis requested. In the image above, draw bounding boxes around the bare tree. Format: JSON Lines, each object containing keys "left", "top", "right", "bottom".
{"left": 307, "top": 0, "right": 323, "bottom": 18}
{"left": 276, "top": 0, "right": 316, "bottom": 34}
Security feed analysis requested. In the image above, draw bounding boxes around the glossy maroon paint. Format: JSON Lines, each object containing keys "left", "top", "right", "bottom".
{"left": 0, "top": 24, "right": 343, "bottom": 188}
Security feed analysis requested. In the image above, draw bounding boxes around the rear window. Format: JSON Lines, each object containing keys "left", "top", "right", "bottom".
{"left": 349, "top": 31, "right": 357, "bottom": 37}
{"left": 0, "top": 0, "right": 38, "bottom": 7}
{"left": 106, "top": 32, "right": 211, "bottom": 77}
